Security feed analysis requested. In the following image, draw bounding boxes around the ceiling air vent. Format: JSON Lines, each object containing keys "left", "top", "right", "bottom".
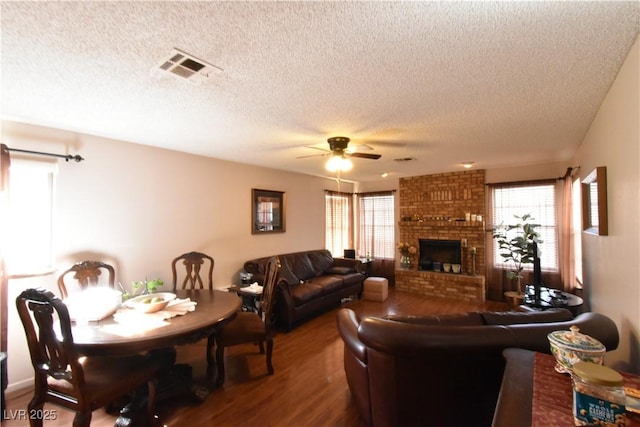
{"left": 394, "top": 157, "right": 417, "bottom": 162}
{"left": 157, "top": 48, "right": 222, "bottom": 82}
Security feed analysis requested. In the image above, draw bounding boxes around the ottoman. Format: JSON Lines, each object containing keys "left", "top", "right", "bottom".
{"left": 363, "top": 277, "right": 388, "bottom": 302}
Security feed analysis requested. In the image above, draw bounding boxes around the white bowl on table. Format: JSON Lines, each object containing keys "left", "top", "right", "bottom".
{"left": 64, "top": 287, "right": 123, "bottom": 322}
{"left": 127, "top": 292, "right": 176, "bottom": 313}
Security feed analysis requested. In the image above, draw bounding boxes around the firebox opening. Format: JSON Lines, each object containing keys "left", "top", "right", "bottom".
{"left": 419, "top": 239, "right": 462, "bottom": 270}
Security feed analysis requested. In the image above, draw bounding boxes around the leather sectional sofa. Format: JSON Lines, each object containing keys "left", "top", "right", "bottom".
{"left": 336, "top": 307, "right": 619, "bottom": 427}
{"left": 244, "top": 249, "right": 365, "bottom": 330}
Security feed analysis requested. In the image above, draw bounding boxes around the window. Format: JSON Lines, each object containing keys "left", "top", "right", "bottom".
{"left": 325, "top": 191, "right": 352, "bottom": 257}
{"left": 491, "top": 182, "right": 558, "bottom": 271}
{"left": 257, "top": 200, "right": 274, "bottom": 230}
{"left": 7, "top": 159, "right": 56, "bottom": 273}
{"left": 358, "top": 192, "right": 395, "bottom": 259}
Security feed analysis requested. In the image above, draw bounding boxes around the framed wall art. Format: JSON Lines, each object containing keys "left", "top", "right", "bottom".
{"left": 252, "top": 188, "right": 286, "bottom": 234}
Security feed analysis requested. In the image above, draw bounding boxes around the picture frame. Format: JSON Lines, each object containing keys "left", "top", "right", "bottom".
{"left": 252, "top": 188, "right": 286, "bottom": 234}
{"left": 581, "top": 166, "right": 608, "bottom": 236}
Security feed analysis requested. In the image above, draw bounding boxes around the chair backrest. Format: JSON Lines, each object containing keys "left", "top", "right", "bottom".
{"left": 16, "top": 288, "right": 85, "bottom": 402}
{"left": 57, "top": 260, "right": 115, "bottom": 299}
{"left": 260, "top": 256, "right": 281, "bottom": 329}
{"left": 171, "top": 251, "right": 214, "bottom": 291}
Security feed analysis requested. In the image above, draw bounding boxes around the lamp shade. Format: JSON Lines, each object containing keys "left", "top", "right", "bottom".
{"left": 326, "top": 155, "right": 353, "bottom": 172}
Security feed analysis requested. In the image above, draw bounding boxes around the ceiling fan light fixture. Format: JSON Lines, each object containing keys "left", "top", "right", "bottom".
{"left": 326, "top": 155, "right": 353, "bottom": 172}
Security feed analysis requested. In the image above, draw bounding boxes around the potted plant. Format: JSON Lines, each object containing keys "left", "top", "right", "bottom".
{"left": 492, "top": 213, "right": 542, "bottom": 294}
{"left": 120, "top": 278, "right": 164, "bottom": 300}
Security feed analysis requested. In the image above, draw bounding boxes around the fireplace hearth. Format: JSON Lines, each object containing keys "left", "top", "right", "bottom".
{"left": 419, "top": 239, "right": 462, "bottom": 271}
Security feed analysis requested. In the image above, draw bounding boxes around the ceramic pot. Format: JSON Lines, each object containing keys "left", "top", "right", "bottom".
{"left": 548, "top": 325, "right": 606, "bottom": 373}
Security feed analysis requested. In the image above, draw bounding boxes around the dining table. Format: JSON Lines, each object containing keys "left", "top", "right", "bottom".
{"left": 71, "top": 289, "right": 240, "bottom": 357}
{"left": 69, "top": 289, "right": 241, "bottom": 426}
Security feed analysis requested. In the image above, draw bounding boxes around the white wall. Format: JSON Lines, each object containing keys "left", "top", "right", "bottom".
{"left": 2, "top": 120, "right": 352, "bottom": 392}
{"left": 571, "top": 37, "right": 640, "bottom": 373}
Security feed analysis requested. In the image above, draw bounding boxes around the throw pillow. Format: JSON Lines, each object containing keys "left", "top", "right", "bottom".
{"left": 288, "top": 254, "right": 315, "bottom": 280}
{"left": 327, "top": 266, "right": 355, "bottom": 275}
{"left": 278, "top": 260, "right": 299, "bottom": 285}
{"left": 308, "top": 250, "right": 334, "bottom": 276}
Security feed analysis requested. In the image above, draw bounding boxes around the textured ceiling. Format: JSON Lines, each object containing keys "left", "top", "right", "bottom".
{"left": 1, "top": 1, "right": 639, "bottom": 182}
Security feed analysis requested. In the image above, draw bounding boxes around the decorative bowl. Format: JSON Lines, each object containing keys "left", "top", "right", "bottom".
{"left": 547, "top": 325, "right": 606, "bottom": 373}
{"left": 128, "top": 292, "right": 176, "bottom": 313}
{"left": 64, "top": 287, "right": 123, "bottom": 322}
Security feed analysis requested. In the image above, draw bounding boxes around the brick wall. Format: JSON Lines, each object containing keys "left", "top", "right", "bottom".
{"left": 397, "top": 170, "right": 487, "bottom": 301}
{"left": 399, "top": 169, "right": 486, "bottom": 273}
{"left": 395, "top": 269, "right": 486, "bottom": 303}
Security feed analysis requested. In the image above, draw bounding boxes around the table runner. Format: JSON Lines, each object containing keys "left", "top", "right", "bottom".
{"left": 532, "top": 352, "right": 640, "bottom": 426}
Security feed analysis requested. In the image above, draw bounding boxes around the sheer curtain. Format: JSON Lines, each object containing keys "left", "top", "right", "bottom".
{"left": 560, "top": 169, "right": 578, "bottom": 292}
{"left": 325, "top": 191, "right": 353, "bottom": 257}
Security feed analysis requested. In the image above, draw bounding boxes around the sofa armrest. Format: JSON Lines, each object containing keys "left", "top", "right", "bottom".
{"left": 492, "top": 348, "right": 535, "bottom": 427}
{"left": 508, "top": 312, "right": 620, "bottom": 353}
{"left": 337, "top": 308, "right": 372, "bottom": 427}
{"left": 333, "top": 257, "right": 365, "bottom": 274}
{"left": 276, "top": 278, "right": 295, "bottom": 300}
{"left": 337, "top": 308, "right": 367, "bottom": 363}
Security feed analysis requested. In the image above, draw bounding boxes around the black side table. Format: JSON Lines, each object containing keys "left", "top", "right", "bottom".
{"left": 523, "top": 284, "right": 584, "bottom": 317}
{"left": 359, "top": 258, "right": 373, "bottom": 277}
{"left": 228, "top": 285, "right": 261, "bottom": 312}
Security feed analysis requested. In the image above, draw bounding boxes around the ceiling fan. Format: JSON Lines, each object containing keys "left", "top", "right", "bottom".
{"left": 297, "top": 136, "right": 382, "bottom": 160}
{"left": 297, "top": 137, "right": 382, "bottom": 172}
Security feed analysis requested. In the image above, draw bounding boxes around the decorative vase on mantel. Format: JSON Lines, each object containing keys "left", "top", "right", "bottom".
{"left": 400, "top": 255, "right": 411, "bottom": 269}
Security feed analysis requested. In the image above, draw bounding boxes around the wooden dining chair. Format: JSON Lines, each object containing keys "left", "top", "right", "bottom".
{"left": 214, "top": 256, "right": 281, "bottom": 386}
{"left": 16, "top": 288, "right": 170, "bottom": 427}
{"left": 171, "top": 251, "right": 216, "bottom": 365}
{"left": 171, "top": 251, "right": 214, "bottom": 292}
{"left": 57, "top": 260, "right": 115, "bottom": 299}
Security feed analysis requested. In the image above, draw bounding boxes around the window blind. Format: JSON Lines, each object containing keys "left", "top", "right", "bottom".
{"left": 358, "top": 192, "right": 395, "bottom": 259}
{"left": 491, "top": 183, "right": 558, "bottom": 271}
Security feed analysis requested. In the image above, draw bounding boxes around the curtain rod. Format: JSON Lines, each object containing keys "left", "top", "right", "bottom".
{"left": 325, "top": 189, "right": 397, "bottom": 195}
{"left": 354, "top": 190, "right": 396, "bottom": 195}
{"left": 6, "top": 147, "right": 84, "bottom": 162}
{"left": 486, "top": 166, "right": 581, "bottom": 187}
{"left": 486, "top": 178, "right": 557, "bottom": 187}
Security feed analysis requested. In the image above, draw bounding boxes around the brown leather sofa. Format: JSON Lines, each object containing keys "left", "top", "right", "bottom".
{"left": 336, "top": 308, "right": 619, "bottom": 427}
{"left": 244, "top": 249, "right": 364, "bottom": 330}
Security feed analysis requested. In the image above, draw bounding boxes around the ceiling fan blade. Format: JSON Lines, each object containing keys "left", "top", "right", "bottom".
{"left": 348, "top": 152, "right": 382, "bottom": 160}
{"left": 305, "top": 145, "right": 330, "bottom": 152}
{"left": 296, "top": 153, "right": 329, "bottom": 159}
{"left": 345, "top": 144, "right": 373, "bottom": 154}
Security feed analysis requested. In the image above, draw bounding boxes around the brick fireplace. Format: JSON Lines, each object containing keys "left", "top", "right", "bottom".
{"left": 397, "top": 170, "right": 487, "bottom": 302}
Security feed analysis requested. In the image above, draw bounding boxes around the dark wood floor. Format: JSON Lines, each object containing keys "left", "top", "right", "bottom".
{"left": 3, "top": 288, "right": 508, "bottom": 427}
